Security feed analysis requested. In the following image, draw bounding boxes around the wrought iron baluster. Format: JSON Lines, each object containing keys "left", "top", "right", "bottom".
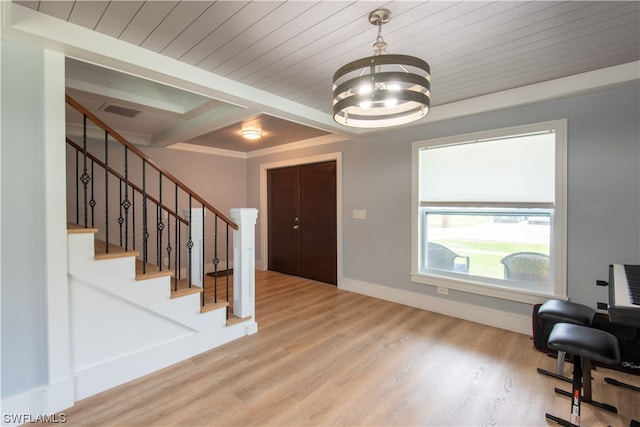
{"left": 75, "top": 150, "right": 79, "bottom": 225}
{"left": 213, "top": 215, "right": 219, "bottom": 304}
{"left": 89, "top": 160, "right": 96, "bottom": 227}
{"left": 226, "top": 222, "right": 230, "bottom": 319}
{"left": 132, "top": 190, "right": 136, "bottom": 251}
{"left": 142, "top": 160, "right": 148, "bottom": 274}
{"left": 80, "top": 115, "right": 91, "bottom": 228}
{"left": 202, "top": 207, "right": 206, "bottom": 307}
{"left": 118, "top": 180, "right": 124, "bottom": 246}
{"left": 187, "top": 196, "right": 193, "bottom": 288}
{"left": 177, "top": 221, "right": 182, "bottom": 282}
{"left": 174, "top": 184, "right": 179, "bottom": 292}
{"left": 166, "top": 211, "right": 172, "bottom": 273}
{"left": 157, "top": 173, "right": 164, "bottom": 270}
{"left": 104, "top": 131, "right": 109, "bottom": 253}
{"left": 122, "top": 147, "right": 130, "bottom": 251}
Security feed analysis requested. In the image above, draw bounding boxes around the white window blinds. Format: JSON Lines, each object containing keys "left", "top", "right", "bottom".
{"left": 419, "top": 132, "right": 555, "bottom": 205}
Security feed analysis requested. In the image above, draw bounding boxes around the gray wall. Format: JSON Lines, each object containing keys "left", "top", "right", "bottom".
{"left": 247, "top": 81, "right": 640, "bottom": 317}
{"left": 1, "top": 41, "right": 49, "bottom": 397}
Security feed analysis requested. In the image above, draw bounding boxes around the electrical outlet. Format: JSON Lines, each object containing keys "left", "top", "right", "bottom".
{"left": 164, "top": 257, "right": 169, "bottom": 266}
{"left": 437, "top": 287, "right": 449, "bottom": 295}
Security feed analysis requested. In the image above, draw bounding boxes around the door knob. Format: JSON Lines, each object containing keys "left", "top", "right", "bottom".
{"left": 293, "top": 225, "right": 299, "bottom": 230}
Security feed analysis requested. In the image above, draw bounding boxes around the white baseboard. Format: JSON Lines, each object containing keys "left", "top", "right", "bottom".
{"left": 339, "top": 277, "right": 532, "bottom": 335}
{"left": 1, "top": 377, "right": 73, "bottom": 426}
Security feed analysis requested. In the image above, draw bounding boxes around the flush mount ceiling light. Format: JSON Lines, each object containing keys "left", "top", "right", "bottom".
{"left": 332, "top": 9, "right": 431, "bottom": 128}
{"left": 241, "top": 129, "right": 262, "bottom": 140}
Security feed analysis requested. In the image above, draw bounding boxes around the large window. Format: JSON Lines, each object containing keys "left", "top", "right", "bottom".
{"left": 411, "top": 120, "right": 567, "bottom": 303}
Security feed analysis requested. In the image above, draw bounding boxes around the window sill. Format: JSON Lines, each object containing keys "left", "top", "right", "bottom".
{"left": 411, "top": 271, "right": 566, "bottom": 305}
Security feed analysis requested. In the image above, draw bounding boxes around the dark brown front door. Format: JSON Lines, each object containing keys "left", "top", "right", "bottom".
{"left": 267, "top": 161, "right": 337, "bottom": 285}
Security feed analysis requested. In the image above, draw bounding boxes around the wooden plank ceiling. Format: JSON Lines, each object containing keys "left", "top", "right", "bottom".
{"left": 12, "top": 1, "right": 640, "bottom": 153}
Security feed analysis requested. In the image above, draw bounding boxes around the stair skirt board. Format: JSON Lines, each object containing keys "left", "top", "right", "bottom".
{"left": 67, "top": 231, "right": 257, "bottom": 401}
{"left": 73, "top": 320, "right": 254, "bottom": 400}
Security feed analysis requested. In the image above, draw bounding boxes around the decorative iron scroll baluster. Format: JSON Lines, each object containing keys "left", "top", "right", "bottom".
{"left": 80, "top": 115, "right": 91, "bottom": 228}
{"left": 174, "top": 184, "right": 179, "bottom": 292}
{"left": 142, "top": 160, "right": 148, "bottom": 274}
{"left": 89, "top": 160, "right": 96, "bottom": 227}
{"left": 118, "top": 181, "right": 124, "bottom": 246}
{"left": 122, "top": 147, "right": 130, "bottom": 251}
{"left": 187, "top": 196, "right": 193, "bottom": 288}
{"left": 157, "top": 173, "right": 164, "bottom": 270}
{"left": 104, "top": 131, "right": 109, "bottom": 254}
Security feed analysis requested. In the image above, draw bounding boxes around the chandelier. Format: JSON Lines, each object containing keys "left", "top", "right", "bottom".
{"left": 332, "top": 9, "right": 431, "bottom": 128}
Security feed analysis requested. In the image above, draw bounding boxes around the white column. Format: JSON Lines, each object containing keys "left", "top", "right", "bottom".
{"left": 183, "top": 208, "right": 205, "bottom": 286}
{"left": 230, "top": 208, "right": 258, "bottom": 319}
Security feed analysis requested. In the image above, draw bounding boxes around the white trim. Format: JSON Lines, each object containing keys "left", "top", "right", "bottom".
{"left": 423, "top": 62, "right": 640, "bottom": 125}
{"left": 43, "top": 50, "right": 75, "bottom": 412}
{"left": 169, "top": 134, "right": 349, "bottom": 160}
{"left": 339, "top": 277, "right": 532, "bottom": 335}
{"left": 258, "top": 153, "right": 343, "bottom": 284}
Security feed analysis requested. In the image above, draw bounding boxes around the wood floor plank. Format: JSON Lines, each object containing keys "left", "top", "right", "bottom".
{"left": 55, "top": 270, "right": 640, "bottom": 426}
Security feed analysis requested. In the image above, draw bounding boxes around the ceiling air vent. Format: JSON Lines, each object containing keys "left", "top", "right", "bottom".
{"left": 98, "top": 103, "right": 141, "bottom": 118}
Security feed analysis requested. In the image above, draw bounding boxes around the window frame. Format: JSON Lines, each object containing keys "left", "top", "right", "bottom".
{"left": 411, "top": 120, "right": 567, "bottom": 304}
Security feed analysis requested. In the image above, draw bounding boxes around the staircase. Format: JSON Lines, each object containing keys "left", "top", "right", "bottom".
{"left": 64, "top": 95, "right": 258, "bottom": 400}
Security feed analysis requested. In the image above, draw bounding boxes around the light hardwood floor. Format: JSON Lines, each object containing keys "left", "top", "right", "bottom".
{"left": 58, "top": 270, "right": 639, "bottom": 426}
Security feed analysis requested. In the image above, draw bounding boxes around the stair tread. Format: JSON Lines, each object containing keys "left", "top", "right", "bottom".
{"left": 67, "top": 223, "right": 98, "bottom": 234}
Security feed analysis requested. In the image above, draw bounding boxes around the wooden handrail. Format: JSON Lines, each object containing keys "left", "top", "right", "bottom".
{"left": 66, "top": 94, "right": 238, "bottom": 230}
{"left": 66, "top": 138, "right": 189, "bottom": 226}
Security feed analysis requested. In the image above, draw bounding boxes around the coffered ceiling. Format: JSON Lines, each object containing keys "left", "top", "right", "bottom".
{"left": 4, "top": 1, "right": 640, "bottom": 155}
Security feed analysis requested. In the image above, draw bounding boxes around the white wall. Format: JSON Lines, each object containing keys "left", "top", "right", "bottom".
{"left": 1, "top": 40, "right": 49, "bottom": 397}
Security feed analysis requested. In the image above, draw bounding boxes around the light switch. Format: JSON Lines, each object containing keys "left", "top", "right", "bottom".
{"left": 353, "top": 209, "right": 367, "bottom": 219}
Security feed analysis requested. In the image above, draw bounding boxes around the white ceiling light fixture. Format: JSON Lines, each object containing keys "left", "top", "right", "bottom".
{"left": 241, "top": 129, "right": 262, "bottom": 140}
{"left": 332, "top": 9, "right": 431, "bottom": 128}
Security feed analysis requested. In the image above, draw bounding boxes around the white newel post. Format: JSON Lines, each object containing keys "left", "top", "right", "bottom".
{"left": 184, "top": 208, "right": 205, "bottom": 286}
{"left": 230, "top": 208, "right": 258, "bottom": 319}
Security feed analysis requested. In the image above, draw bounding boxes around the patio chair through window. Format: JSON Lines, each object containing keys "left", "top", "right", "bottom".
{"left": 500, "top": 252, "right": 550, "bottom": 283}
{"left": 427, "top": 242, "right": 470, "bottom": 273}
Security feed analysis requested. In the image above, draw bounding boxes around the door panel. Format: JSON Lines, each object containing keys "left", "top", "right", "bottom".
{"left": 267, "top": 166, "right": 300, "bottom": 276}
{"left": 299, "top": 162, "right": 337, "bottom": 284}
{"left": 267, "top": 161, "right": 337, "bottom": 285}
